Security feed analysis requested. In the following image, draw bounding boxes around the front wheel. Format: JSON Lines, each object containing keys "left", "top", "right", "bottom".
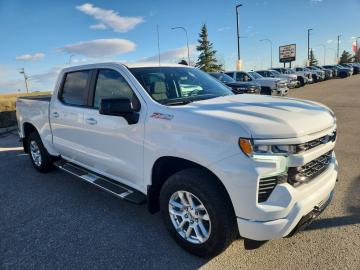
{"left": 160, "top": 168, "right": 237, "bottom": 257}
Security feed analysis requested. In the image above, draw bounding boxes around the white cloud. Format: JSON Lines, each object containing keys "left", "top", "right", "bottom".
{"left": 58, "top": 38, "right": 136, "bottom": 57}
{"left": 15, "top": 53, "right": 45, "bottom": 61}
{"left": 89, "top": 23, "right": 107, "bottom": 30}
{"left": 218, "top": 26, "right": 231, "bottom": 32}
{"left": 311, "top": 0, "right": 323, "bottom": 3}
{"left": 327, "top": 39, "right": 333, "bottom": 44}
{"left": 139, "top": 45, "right": 197, "bottom": 64}
{"left": 76, "top": 3, "right": 144, "bottom": 32}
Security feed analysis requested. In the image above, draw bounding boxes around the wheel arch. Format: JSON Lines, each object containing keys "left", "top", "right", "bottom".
{"left": 147, "top": 156, "right": 235, "bottom": 216}
{"left": 22, "top": 122, "right": 39, "bottom": 153}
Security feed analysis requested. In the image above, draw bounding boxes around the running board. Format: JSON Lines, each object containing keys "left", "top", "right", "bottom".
{"left": 53, "top": 159, "right": 146, "bottom": 205}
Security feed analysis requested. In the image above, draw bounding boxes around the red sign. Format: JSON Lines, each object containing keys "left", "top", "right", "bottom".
{"left": 352, "top": 41, "right": 358, "bottom": 52}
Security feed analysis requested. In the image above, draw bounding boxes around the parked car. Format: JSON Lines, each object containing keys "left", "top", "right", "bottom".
{"left": 314, "top": 66, "right": 334, "bottom": 80}
{"left": 208, "top": 72, "right": 261, "bottom": 94}
{"left": 322, "top": 65, "right": 340, "bottom": 77}
{"left": 225, "top": 71, "right": 288, "bottom": 96}
{"left": 273, "top": 67, "right": 309, "bottom": 87}
{"left": 16, "top": 63, "right": 338, "bottom": 257}
{"left": 256, "top": 69, "right": 299, "bottom": 88}
{"left": 342, "top": 63, "right": 359, "bottom": 75}
{"left": 306, "top": 66, "right": 325, "bottom": 82}
{"left": 292, "top": 67, "right": 314, "bottom": 85}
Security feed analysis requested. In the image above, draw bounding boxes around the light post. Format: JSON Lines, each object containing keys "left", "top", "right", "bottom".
{"left": 19, "top": 68, "right": 29, "bottom": 93}
{"left": 171, "top": 26, "right": 190, "bottom": 65}
{"left": 236, "top": 4, "right": 243, "bottom": 70}
{"left": 67, "top": 54, "right": 75, "bottom": 65}
{"left": 260, "top": 38, "right": 273, "bottom": 68}
{"left": 317, "top": 44, "right": 326, "bottom": 65}
{"left": 337, "top": 35, "right": 341, "bottom": 63}
{"left": 307, "top": 28, "right": 313, "bottom": 65}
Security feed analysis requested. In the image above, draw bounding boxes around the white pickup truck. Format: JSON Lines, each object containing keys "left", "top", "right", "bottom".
{"left": 16, "top": 63, "right": 338, "bottom": 257}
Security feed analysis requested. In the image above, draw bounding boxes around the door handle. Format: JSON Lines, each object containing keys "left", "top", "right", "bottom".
{"left": 85, "top": 118, "right": 97, "bottom": 125}
{"left": 52, "top": 112, "right": 59, "bottom": 118}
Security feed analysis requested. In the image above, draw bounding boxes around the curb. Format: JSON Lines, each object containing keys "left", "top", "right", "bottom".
{"left": 0, "top": 126, "right": 17, "bottom": 135}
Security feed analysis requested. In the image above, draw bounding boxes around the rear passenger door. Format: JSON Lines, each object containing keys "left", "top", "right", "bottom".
{"left": 51, "top": 70, "right": 92, "bottom": 162}
{"left": 79, "top": 68, "right": 146, "bottom": 189}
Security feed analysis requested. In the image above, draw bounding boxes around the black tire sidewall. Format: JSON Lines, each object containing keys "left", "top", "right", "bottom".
{"left": 28, "top": 132, "right": 53, "bottom": 172}
{"left": 160, "top": 169, "right": 236, "bottom": 257}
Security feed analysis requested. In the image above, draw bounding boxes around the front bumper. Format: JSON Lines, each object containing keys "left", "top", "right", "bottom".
{"left": 273, "top": 87, "right": 289, "bottom": 96}
{"left": 236, "top": 157, "right": 337, "bottom": 241}
{"left": 287, "top": 81, "right": 299, "bottom": 89}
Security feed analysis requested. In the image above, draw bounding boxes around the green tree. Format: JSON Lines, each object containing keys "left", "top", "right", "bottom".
{"left": 339, "top": 50, "right": 354, "bottom": 64}
{"left": 309, "top": 49, "right": 318, "bottom": 66}
{"left": 196, "top": 24, "right": 223, "bottom": 72}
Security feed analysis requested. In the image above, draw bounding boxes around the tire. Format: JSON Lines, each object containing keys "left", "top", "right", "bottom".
{"left": 160, "top": 168, "right": 237, "bottom": 258}
{"left": 28, "top": 132, "right": 54, "bottom": 173}
{"left": 298, "top": 77, "right": 305, "bottom": 87}
{"left": 312, "top": 74, "right": 318, "bottom": 83}
{"left": 261, "top": 87, "right": 272, "bottom": 95}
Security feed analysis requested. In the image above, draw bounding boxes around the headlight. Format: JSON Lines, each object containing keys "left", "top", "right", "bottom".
{"left": 239, "top": 138, "right": 297, "bottom": 157}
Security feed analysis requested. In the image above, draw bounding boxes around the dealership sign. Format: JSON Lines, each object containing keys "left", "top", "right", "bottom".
{"left": 279, "top": 44, "right": 296, "bottom": 63}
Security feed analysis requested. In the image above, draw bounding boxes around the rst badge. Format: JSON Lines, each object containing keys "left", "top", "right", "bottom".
{"left": 150, "top": 112, "right": 174, "bottom": 120}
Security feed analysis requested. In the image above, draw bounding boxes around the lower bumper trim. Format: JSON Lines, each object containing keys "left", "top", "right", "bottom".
{"left": 287, "top": 191, "right": 333, "bottom": 237}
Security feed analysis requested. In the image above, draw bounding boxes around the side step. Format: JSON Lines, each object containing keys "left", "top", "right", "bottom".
{"left": 53, "top": 159, "right": 147, "bottom": 205}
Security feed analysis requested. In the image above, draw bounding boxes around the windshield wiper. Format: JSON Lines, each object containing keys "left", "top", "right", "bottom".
{"left": 164, "top": 100, "right": 194, "bottom": 106}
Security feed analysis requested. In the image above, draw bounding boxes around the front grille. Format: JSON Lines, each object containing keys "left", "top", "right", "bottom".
{"left": 295, "top": 130, "right": 336, "bottom": 153}
{"left": 288, "top": 151, "right": 333, "bottom": 185}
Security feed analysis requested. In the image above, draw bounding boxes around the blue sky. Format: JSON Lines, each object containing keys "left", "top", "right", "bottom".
{"left": 0, "top": 0, "right": 359, "bottom": 93}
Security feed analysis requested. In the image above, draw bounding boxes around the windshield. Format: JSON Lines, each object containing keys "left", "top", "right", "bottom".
{"left": 129, "top": 67, "right": 233, "bottom": 105}
{"left": 286, "top": 69, "right": 295, "bottom": 74}
{"left": 209, "top": 73, "right": 235, "bottom": 83}
{"left": 270, "top": 70, "right": 282, "bottom": 76}
{"left": 248, "top": 71, "right": 263, "bottom": 79}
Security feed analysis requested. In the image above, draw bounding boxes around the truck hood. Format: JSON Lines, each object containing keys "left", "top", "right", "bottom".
{"left": 186, "top": 94, "right": 335, "bottom": 139}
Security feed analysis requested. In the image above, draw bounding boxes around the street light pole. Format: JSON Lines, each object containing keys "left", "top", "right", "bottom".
{"left": 317, "top": 44, "right": 326, "bottom": 65}
{"left": 19, "top": 68, "right": 29, "bottom": 93}
{"left": 236, "top": 4, "right": 242, "bottom": 70}
{"left": 68, "top": 54, "right": 75, "bottom": 65}
{"left": 307, "top": 28, "right": 313, "bottom": 65}
{"left": 171, "top": 26, "right": 190, "bottom": 65}
{"left": 337, "top": 35, "right": 341, "bottom": 63}
{"left": 260, "top": 38, "right": 273, "bottom": 68}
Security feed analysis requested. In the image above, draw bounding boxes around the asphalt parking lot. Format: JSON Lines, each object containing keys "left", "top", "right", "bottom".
{"left": 1, "top": 76, "right": 359, "bottom": 270}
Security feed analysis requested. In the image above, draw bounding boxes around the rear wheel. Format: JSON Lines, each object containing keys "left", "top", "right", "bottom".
{"left": 298, "top": 77, "right": 305, "bottom": 87}
{"left": 160, "top": 168, "right": 237, "bottom": 257}
{"left": 28, "top": 132, "right": 54, "bottom": 173}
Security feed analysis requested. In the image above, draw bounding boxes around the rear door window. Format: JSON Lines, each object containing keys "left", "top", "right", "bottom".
{"left": 60, "top": 71, "right": 90, "bottom": 106}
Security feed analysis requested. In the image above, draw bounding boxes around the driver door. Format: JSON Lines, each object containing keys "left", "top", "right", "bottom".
{"left": 79, "top": 68, "right": 146, "bottom": 189}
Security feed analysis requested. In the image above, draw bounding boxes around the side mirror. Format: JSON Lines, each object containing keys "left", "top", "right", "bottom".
{"left": 99, "top": 98, "right": 140, "bottom": 125}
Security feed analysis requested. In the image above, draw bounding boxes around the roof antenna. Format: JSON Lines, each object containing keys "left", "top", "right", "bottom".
{"left": 157, "top": 25, "right": 161, "bottom": 66}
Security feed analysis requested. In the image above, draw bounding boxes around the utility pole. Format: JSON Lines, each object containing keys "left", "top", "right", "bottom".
{"left": 260, "top": 38, "right": 273, "bottom": 68}
{"left": 307, "top": 28, "right": 313, "bottom": 65}
{"left": 236, "top": 4, "right": 243, "bottom": 70}
{"left": 19, "top": 68, "right": 29, "bottom": 93}
{"left": 337, "top": 35, "right": 341, "bottom": 63}
{"left": 171, "top": 26, "right": 190, "bottom": 65}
